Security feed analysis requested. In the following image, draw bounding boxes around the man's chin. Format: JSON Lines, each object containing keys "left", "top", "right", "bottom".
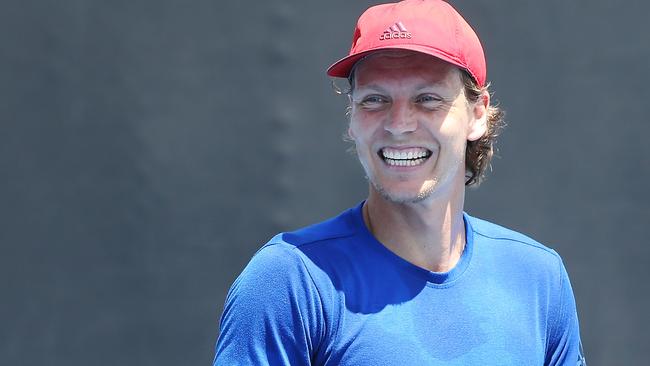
{"left": 370, "top": 181, "right": 437, "bottom": 204}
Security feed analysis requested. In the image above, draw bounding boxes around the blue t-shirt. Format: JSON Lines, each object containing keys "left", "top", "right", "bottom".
{"left": 214, "top": 203, "right": 583, "bottom": 365}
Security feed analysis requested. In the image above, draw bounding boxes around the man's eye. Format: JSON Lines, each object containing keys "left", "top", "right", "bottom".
{"left": 358, "top": 95, "right": 388, "bottom": 108}
{"left": 415, "top": 94, "right": 443, "bottom": 104}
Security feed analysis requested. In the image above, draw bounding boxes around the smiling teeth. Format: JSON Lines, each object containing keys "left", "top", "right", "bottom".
{"left": 385, "top": 158, "right": 427, "bottom": 166}
{"left": 382, "top": 148, "right": 430, "bottom": 160}
{"left": 381, "top": 148, "right": 431, "bottom": 167}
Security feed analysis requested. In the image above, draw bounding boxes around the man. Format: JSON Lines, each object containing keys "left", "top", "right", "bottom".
{"left": 214, "top": 0, "right": 584, "bottom": 365}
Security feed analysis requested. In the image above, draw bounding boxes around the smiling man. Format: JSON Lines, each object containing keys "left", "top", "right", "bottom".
{"left": 214, "top": 1, "right": 584, "bottom": 365}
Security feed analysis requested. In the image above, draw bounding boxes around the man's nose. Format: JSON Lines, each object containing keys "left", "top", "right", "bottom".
{"left": 384, "top": 100, "right": 417, "bottom": 135}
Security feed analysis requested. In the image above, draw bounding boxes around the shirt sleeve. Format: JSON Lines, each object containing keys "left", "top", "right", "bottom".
{"left": 545, "top": 258, "right": 585, "bottom": 366}
{"left": 213, "top": 242, "right": 324, "bottom": 366}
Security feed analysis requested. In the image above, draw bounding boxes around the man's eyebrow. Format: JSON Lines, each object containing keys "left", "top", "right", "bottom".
{"left": 415, "top": 82, "right": 460, "bottom": 101}
{"left": 355, "top": 80, "right": 451, "bottom": 92}
{"left": 353, "top": 84, "right": 388, "bottom": 94}
{"left": 414, "top": 80, "right": 452, "bottom": 91}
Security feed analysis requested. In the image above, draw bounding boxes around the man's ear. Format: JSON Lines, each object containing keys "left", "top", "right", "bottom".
{"left": 467, "top": 91, "right": 489, "bottom": 142}
{"left": 347, "top": 126, "right": 356, "bottom": 141}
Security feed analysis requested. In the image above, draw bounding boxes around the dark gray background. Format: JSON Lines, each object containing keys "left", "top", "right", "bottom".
{"left": 2, "top": 1, "right": 648, "bottom": 365}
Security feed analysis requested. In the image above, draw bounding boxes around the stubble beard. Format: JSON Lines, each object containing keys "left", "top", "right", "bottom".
{"left": 367, "top": 174, "right": 439, "bottom": 204}
{"left": 356, "top": 150, "right": 440, "bottom": 204}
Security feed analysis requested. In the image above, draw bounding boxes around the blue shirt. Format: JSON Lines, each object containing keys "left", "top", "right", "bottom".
{"left": 214, "top": 203, "right": 583, "bottom": 365}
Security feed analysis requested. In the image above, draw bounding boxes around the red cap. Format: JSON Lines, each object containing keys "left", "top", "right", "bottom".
{"left": 327, "top": 0, "right": 487, "bottom": 87}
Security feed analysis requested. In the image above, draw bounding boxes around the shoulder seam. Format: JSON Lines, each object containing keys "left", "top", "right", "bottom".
{"left": 544, "top": 255, "right": 565, "bottom": 362}
{"left": 250, "top": 241, "right": 330, "bottom": 357}
{"left": 290, "top": 246, "right": 328, "bottom": 358}
{"left": 473, "top": 230, "right": 560, "bottom": 258}
{"left": 275, "top": 231, "right": 358, "bottom": 249}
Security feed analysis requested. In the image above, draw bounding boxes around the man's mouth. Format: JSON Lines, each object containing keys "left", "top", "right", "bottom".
{"left": 378, "top": 147, "right": 432, "bottom": 167}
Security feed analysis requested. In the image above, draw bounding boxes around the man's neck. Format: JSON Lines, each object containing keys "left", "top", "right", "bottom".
{"left": 363, "top": 187, "right": 467, "bottom": 273}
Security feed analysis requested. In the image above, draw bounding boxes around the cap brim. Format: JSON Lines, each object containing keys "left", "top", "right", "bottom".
{"left": 326, "top": 44, "right": 470, "bottom": 80}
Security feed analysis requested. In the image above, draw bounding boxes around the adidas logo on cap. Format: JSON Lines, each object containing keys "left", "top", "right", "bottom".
{"left": 379, "top": 21, "right": 412, "bottom": 40}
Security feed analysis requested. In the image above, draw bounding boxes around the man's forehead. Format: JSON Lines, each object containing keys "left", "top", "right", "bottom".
{"left": 352, "top": 50, "right": 461, "bottom": 88}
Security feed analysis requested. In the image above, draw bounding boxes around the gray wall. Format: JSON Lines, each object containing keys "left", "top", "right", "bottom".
{"left": 1, "top": 1, "right": 648, "bottom": 365}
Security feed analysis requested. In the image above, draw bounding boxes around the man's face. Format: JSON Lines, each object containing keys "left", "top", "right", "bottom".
{"left": 348, "top": 51, "right": 488, "bottom": 204}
